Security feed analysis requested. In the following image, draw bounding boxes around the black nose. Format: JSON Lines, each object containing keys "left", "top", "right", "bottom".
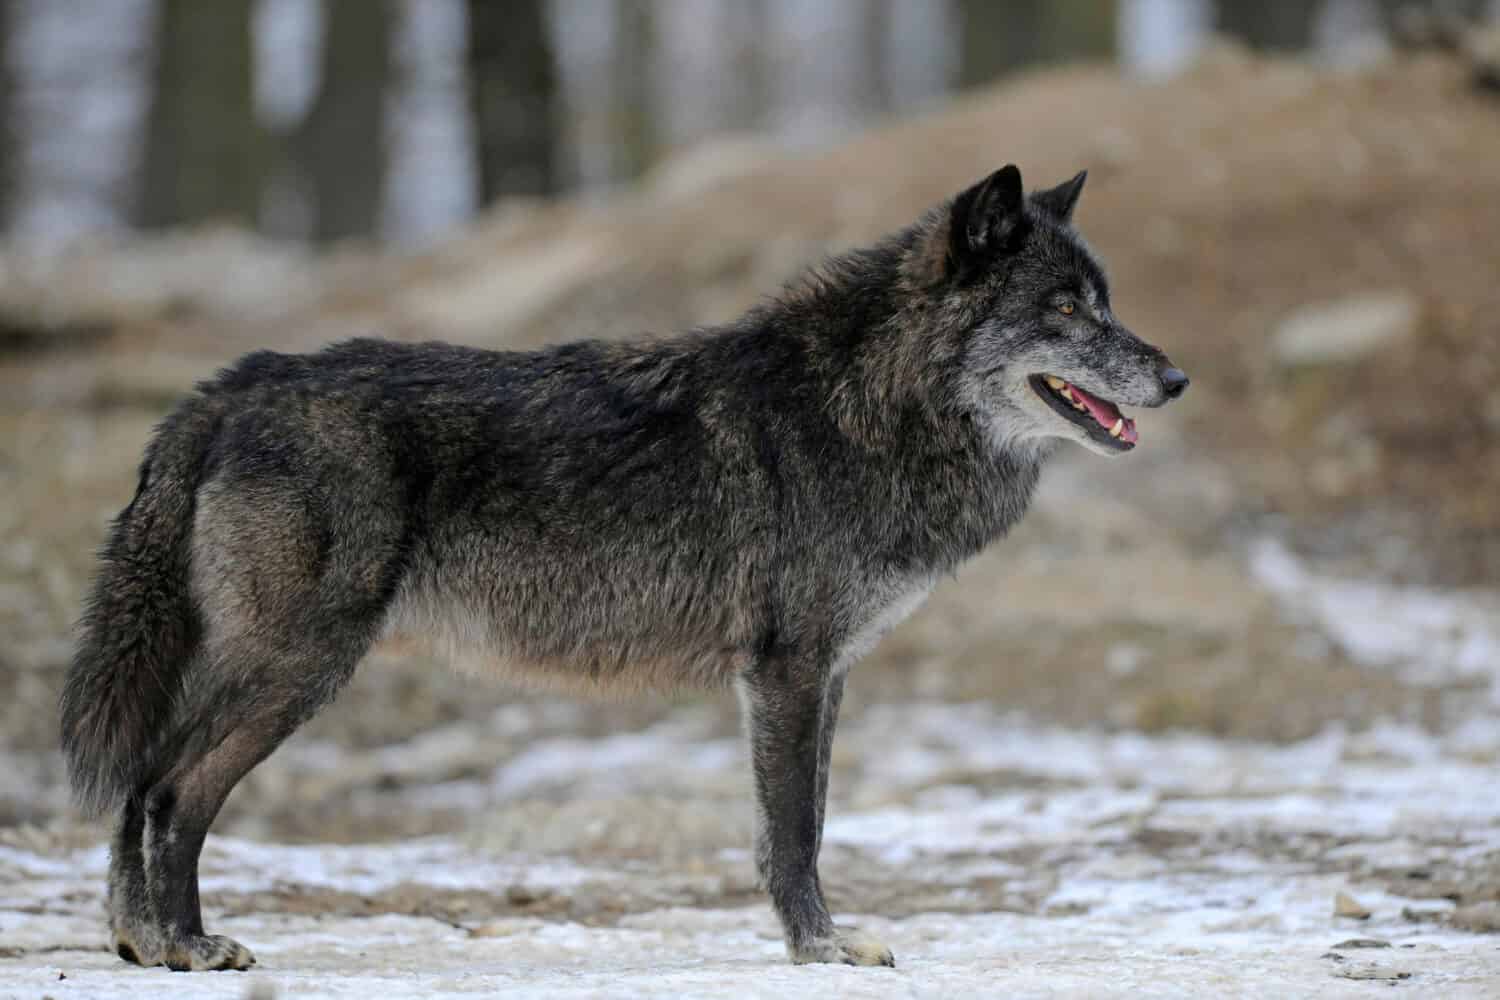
{"left": 1159, "top": 367, "right": 1189, "bottom": 399}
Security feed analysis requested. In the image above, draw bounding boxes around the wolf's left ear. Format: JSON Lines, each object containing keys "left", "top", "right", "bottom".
{"left": 948, "top": 164, "right": 1025, "bottom": 274}
{"left": 1030, "top": 170, "right": 1087, "bottom": 223}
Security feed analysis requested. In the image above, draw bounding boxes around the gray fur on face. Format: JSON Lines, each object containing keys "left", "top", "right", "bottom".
{"left": 952, "top": 172, "right": 1178, "bottom": 456}
{"left": 59, "top": 164, "right": 1185, "bottom": 970}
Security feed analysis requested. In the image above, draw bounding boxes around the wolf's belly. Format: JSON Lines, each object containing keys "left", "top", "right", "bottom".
{"left": 377, "top": 564, "right": 754, "bottom": 693}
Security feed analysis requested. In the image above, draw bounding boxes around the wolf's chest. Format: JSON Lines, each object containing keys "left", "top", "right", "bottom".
{"left": 833, "top": 575, "right": 938, "bottom": 674}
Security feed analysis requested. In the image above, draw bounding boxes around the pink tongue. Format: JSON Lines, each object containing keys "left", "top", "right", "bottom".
{"left": 1068, "top": 383, "right": 1138, "bottom": 444}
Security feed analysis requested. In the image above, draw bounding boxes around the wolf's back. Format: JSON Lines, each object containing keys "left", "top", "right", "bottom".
{"left": 59, "top": 398, "right": 221, "bottom": 815}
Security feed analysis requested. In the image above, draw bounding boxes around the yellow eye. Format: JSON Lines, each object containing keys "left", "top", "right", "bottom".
{"left": 1058, "top": 301, "right": 1076, "bottom": 316}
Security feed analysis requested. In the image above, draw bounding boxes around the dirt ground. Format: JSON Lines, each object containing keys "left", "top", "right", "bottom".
{"left": 3, "top": 48, "right": 1500, "bottom": 997}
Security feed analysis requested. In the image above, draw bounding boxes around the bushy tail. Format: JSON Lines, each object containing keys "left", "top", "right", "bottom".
{"left": 60, "top": 402, "right": 219, "bottom": 816}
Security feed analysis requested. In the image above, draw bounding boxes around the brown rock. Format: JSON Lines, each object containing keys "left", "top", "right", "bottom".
{"left": 1335, "top": 891, "right": 1372, "bottom": 920}
{"left": 1331, "top": 938, "right": 1391, "bottom": 949}
{"left": 1335, "top": 964, "right": 1412, "bottom": 981}
{"left": 1449, "top": 901, "right": 1500, "bottom": 933}
{"left": 1402, "top": 905, "right": 1448, "bottom": 924}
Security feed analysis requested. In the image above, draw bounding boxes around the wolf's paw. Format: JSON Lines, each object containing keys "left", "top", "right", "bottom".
{"left": 112, "top": 933, "right": 154, "bottom": 967}
{"left": 111, "top": 922, "right": 166, "bottom": 967}
{"left": 162, "top": 933, "right": 256, "bottom": 972}
{"left": 790, "top": 928, "right": 895, "bottom": 967}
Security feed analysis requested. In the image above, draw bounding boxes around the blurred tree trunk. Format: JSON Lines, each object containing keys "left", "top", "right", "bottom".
{"left": 1046, "top": 0, "right": 1116, "bottom": 63}
{"left": 137, "top": 0, "right": 262, "bottom": 229}
{"left": 0, "top": 0, "right": 12, "bottom": 230}
{"left": 467, "top": 0, "right": 557, "bottom": 202}
{"left": 958, "top": 0, "right": 1114, "bottom": 89}
{"left": 1216, "top": 0, "right": 1318, "bottom": 51}
{"left": 860, "top": 0, "right": 892, "bottom": 114}
{"left": 724, "top": 0, "right": 768, "bottom": 130}
{"left": 296, "top": 0, "right": 392, "bottom": 241}
{"left": 610, "top": 0, "right": 655, "bottom": 181}
{"left": 1377, "top": 0, "right": 1491, "bottom": 48}
{"left": 958, "top": 0, "right": 1042, "bottom": 88}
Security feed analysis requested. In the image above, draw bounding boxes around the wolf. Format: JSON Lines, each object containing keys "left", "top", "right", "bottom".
{"left": 60, "top": 164, "right": 1186, "bottom": 971}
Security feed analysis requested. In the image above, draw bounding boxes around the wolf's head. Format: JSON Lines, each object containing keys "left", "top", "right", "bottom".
{"left": 922, "top": 165, "right": 1187, "bottom": 456}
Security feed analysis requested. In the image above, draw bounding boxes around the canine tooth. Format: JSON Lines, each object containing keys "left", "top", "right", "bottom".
{"left": 1072, "top": 401, "right": 1086, "bottom": 411}
{"left": 1109, "top": 418, "right": 1124, "bottom": 438}
{"left": 1044, "top": 375, "right": 1066, "bottom": 390}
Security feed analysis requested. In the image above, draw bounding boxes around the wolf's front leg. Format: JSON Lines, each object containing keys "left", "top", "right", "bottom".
{"left": 739, "top": 662, "right": 894, "bottom": 967}
{"left": 813, "top": 672, "right": 845, "bottom": 861}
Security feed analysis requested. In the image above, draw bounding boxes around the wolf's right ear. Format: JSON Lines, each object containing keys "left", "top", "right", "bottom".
{"left": 1031, "top": 170, "right": 1087, "bottom": 223}
{"left": 948, "top": 165, "right": 1025, "bottom": 276}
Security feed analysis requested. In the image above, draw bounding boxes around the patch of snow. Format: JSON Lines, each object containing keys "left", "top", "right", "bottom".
{"left": 490, "top": 717, "right": 740, "bottom": 798}
{"left": 193, "top": 837, "right": 617, "bottom": 897}
{"left": 1250, "top": 538, "right": 1500, "bottom": 702}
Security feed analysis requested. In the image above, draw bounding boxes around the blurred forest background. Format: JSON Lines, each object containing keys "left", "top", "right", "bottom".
{"left": 1, "top": 0, "right": 1496, "bottom": 250}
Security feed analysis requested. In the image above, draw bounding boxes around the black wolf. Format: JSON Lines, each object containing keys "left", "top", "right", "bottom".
{"left": 61, "top": 164, "right": 1186, "bottom": 970}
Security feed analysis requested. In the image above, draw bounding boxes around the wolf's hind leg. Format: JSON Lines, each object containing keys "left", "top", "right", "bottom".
{"left": 140, "top": 599, "right": 382, "bottom": 969}
{"left": 142, "top": 719, "right": 272, "bottom": 971}
{"left": 740, "top": 661, "right": 893, "bottom": 968}
{"left": 107, "top": 797, "right": 166, "bottom": 966}
{"left": 128, "top": 468, "right": 403, "bottom": 970}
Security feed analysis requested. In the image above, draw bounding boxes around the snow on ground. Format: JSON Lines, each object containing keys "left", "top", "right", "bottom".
{"left": 1251, "top": 538, "right": 1500, "bottom": 702}
{"left": 5, "top": 704, "right": 1500, "bottom": 998}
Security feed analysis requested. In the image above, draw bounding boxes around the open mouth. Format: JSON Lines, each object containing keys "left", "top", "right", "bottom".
{"left": 1029, "top": 374, "right": 1138, "bottom": 451}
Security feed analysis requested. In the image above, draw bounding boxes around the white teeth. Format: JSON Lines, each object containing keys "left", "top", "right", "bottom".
{"left": 1109, "top": 418, "right": 1124, "bottom": 438}
{"left": 1072, "top": 400, "right": 1086, "bottom": 411}
{"left": 1045, "top": 375, "right": 1066, "bottom": 390}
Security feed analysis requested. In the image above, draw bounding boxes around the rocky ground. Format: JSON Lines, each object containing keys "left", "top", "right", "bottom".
{"left": 2, "top": 47, "right": 1500, "bottom": 998}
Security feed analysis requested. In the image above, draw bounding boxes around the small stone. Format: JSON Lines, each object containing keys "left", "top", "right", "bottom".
{"left": 1331, "top": 938, "right": 1391, "bottom": 949}
{"left": 1389, "top": 877, "right": 1462, "bottom": 901}
{"left": 1401, "top": 906, "right": 1447, "bottom": 924}
{"left": 1465, "top": 24, "right": 1500, "bottom": 92}
{"left": 1335, "top": 891, "right": 1372, "bottom": 920}
{"left": 1336, "top": 964, "right": 1412, "bottom": 981}
{"left": 1449, "top": 901, "right": 1500, "bottom": 932}
{"left": 468, "top": 921, "right": 524, "bottom": 939}
{"left": 505, "top": 884, "right": 539, "bottom": 906}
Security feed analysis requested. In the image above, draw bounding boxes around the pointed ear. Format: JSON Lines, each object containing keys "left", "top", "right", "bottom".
{"left": 948, "top": 164, "right": 1025, "bottom": 273}
{"left": 1030, "top": 169, "right": 1087, "bottom": 223}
